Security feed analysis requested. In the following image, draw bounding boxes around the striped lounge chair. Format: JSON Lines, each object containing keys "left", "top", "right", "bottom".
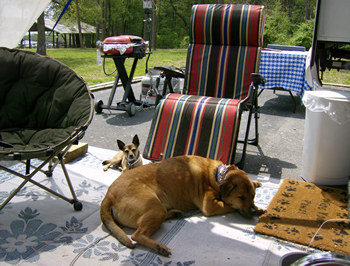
{"left": 143, "top": 4, "right": 265, "bottom": 168}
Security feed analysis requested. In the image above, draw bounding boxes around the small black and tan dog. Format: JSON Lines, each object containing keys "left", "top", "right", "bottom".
{"left": 102, "top": 135, "right": 142, "bottom": 173}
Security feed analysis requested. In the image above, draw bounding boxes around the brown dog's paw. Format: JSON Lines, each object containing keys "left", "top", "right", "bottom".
{"left": 166, "top": 209, "right": 184, "bottom": 219}
{"left": 156, "top": 244, "right": 171, "bottom": 257}
{"left": 254, "top": 207, "right": 266, "bottom": 216}
{"left": 126, "top": 242, "right": 136, "bottom": 249}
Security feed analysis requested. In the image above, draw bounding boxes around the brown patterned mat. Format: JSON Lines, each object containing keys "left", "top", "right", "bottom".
{"left": 254, "top": 178, "right": 350, "bottom": 255}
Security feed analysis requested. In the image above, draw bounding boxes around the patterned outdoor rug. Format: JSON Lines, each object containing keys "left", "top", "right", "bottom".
{"left": 254, "top": 178, "right": 350, "bottom": 255}
{"left": 0, "top": 147, "right": 307, "bottom": 265}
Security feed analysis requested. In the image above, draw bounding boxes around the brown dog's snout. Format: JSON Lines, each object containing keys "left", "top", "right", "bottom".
{"left": 234, "top": 200, "right": 258, "bottom": 218}
{"left": 239, "top": 208, "right": 255, "bottom": 218}
{"left": 240, "top": 205, "right": 264, "bottom": 218}
{"left": 250, "top": 206, "right": 258, "bottom": 213}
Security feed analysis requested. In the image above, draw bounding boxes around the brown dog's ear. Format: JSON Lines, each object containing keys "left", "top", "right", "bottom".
{"left": 229, "top": 164, "right": 239, "bottom": 170}
{"left": 117, "top": 139, "right": 126, "bottom": 151}
{"left": 253, "top": 180, "right": 262, "bottom": 189}
{"left": 220, "top": 180, "right": 237, "bottom": 198}
{"left": 132, "top": 135, "right": 140, "bottom": 147}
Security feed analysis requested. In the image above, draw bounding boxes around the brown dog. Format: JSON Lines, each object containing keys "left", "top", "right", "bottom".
{"left": 100, "top": 155, "right": 263, "bottom": 256}
{"left": 102, "top": 135, "right": 142, "bottom": 173}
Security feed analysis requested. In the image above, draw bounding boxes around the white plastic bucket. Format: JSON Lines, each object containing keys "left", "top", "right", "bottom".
{"left": 301, "top": 89, "right": 350, "bottom": 185}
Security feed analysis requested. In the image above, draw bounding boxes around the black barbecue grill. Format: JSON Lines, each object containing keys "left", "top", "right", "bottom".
{"left": 95, "top": 35, "right": 149, "bottom": 116}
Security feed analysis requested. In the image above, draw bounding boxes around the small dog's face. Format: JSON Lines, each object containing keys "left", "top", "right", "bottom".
{"left": 219, "top": 166, "right": 261, "bottom": 218}
{"left": 117, "top": 135, "right": 140, "bottom": 162}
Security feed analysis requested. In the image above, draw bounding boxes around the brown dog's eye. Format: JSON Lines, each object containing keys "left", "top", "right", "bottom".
{"left": 132, "top": 148, "right": 136, "bottom": 152}
{"left": 238, "top": 196, "right": 245, "bottom": 201}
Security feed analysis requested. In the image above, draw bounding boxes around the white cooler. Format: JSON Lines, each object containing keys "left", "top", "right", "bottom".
{"left": 301, "top": 89, "right": 350, "bottom": 185}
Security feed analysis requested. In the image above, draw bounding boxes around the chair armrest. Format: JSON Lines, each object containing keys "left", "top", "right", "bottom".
{"left": 240, "top": 73, "right": 265, "bottom": 111}
{"left": 154, "top": 66, "right": 185, "bottom": 79}
{"left": 251, "top": 73, "right": 266, "bottom": 87}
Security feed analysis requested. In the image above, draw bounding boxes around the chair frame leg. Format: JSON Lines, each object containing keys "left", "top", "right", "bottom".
{"left": 0, "top": 152, "right": 82, "bottom": 211}
{"left": 235, "top": 83, "right": 261, "bottom": 169}
{"left": 248, "top": 93, "right": 260, "bottom": 146}
{"left": 236, "top": 110, "right": 253, "bottom": 169}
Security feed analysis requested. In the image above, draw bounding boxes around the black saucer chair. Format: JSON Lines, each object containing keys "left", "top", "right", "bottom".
{"left": 0, "top": 47, "right": 94, "bottom": 211}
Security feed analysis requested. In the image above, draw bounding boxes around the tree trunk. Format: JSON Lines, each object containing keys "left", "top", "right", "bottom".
{"left": 108, "top": 0, "right": 112, "bottom": 36}
{"left": 143, "top": 12, "right": 149, "bottom": 41}
{"left": 169, "top": 0, "right": 188, "bottom": 30}
{"left": 281, "top": 0, "right": 288, "bottom": 12}
{"left": 305, "top": 0, "right": 311, "bottom": 20}
{"left": 288, "top": 0, "right": 294, "bottom": 18}
{"left": 156, "top": 0, "right": 161, "bottom": 36}
{"left": 75, "top": 0, "right": 84, "bottom": 48}
{"left": 96, "top": 0, "right": 101, "bottom": 43}
{"left": 151, "top": 0, "right": 157, "bottom": 50}
{"left": 101, "top": 0, "right": 108, "bottom": 39}
{"left": 36, "top": 12, "right": 46, "bottom": 55}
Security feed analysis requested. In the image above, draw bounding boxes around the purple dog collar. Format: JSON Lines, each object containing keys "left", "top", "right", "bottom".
{"left": 216, "top": 165, "right": 229, "bottom": 184}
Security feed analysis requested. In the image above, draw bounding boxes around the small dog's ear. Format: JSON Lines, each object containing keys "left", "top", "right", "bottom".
{"left": 220, "top": 180, "right": 237, "bottom": 198}
{"left": 117, "top": 139, "right": 126, "bottom": 151}
{"left": 132, "top": 135, "right": 140, "bottom": 147}
{"left": 253, "top": 180, "right": 262, "bottom": 189}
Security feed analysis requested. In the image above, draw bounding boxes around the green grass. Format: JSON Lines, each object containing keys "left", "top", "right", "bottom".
{"left": 322, "top": 69, "right": 350, "bottom": 85}
{"left": 23, "top": 48, "right": 349, "bottom": 86}
{"left": 24, "top": 48, "right": 187, "bottom": 85}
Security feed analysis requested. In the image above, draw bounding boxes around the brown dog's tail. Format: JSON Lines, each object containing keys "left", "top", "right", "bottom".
{"left": 100, "top": 197, "right": 135, "bottom": 248}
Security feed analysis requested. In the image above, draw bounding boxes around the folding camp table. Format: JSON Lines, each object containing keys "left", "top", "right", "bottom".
{"left": 94, "top": 35, "right": 148, "bottom": 116}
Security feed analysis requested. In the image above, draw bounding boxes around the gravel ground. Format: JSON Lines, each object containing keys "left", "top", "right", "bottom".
{"left": 85, "top": 80, "right": 306, "bottom": 182}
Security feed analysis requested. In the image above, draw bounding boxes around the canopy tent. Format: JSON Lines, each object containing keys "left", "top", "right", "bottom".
{"left": 31, "top": 18, "right": 96, "bottom": 35}
{"left": 0, "top": 0, "right": 51, "bottom": 48}
{"left": 28, "top": 18, "right": 97, "bottom": 48}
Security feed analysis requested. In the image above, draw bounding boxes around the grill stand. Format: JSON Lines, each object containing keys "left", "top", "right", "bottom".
{"left": 95, "top": 53, "right": 148, "bottom": 116}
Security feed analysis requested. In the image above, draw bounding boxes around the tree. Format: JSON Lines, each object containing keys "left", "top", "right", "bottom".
{"left": 75, "top": 0, "right": 84, "bottom": 48}
{"left": 48, "top": 0, "right": 318, "bottom": 49}
{"left": 305, "top": 0, "right": 311, "bottom": 20}
{"left": 168, "top": 0, "right": 189, "bottom": 30}
{"left": 151, "top": 0, "right": 157, "bottom": 50}
{"left": 102, "top": 0, "right": 108, "bottom": 39}
{"left": 36, "top": 12, "right": 46, "bottom": 55}
{"left": 263, "top": 0, "right": 316, "bottom": 49}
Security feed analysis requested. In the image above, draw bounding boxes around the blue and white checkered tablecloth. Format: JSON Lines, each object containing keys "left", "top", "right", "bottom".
{"left": 259, "top": 49, "right": 311, "bottom": 97}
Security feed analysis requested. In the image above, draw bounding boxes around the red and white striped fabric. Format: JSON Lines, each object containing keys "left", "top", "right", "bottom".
{"left": 143, "top": 4, "right": 265, "bottom": 164}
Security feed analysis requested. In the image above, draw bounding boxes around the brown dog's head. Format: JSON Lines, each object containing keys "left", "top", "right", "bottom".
{"left": 219, "top": 165, "right": 261, "bottom": 218}
{"left": 117, "top": 135, "right": 140, "bottom": 162}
